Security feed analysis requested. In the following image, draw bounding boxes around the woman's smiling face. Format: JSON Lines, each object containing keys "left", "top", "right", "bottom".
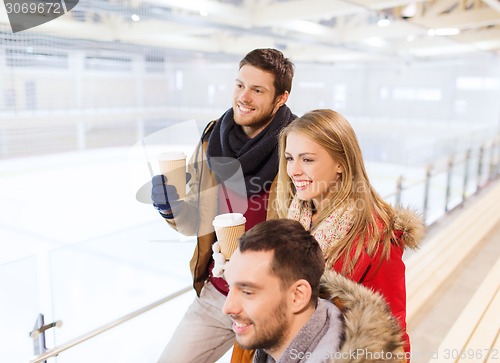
{"left": 285, "top": 131, "right": 343, "bottom": 209}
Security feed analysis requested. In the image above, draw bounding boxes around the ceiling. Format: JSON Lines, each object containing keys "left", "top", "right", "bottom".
{"left": 1, "top": 0, "right": 500, "bottom": 63}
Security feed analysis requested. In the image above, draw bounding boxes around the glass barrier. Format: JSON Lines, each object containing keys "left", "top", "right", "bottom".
{"left": 0, "top": 257, "right": 39, "bottom": 363}
{"left": 48, "top": 223, "right": 195, "bottom": 363}
{"left": 49, "top": 222, "right": 195, "bottom": 347}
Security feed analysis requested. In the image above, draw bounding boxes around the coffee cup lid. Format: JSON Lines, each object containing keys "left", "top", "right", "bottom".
{"left": 212, "top": 213, "right": 246, "bottom": 228}
{"left": 158, "top": 152, "right": 186, "bottom": 161}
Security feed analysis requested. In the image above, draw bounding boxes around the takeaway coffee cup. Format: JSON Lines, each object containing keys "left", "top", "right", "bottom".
{"left": 158, "top": 152, "right": 187, "bottom": 199}
{"left": 212, "top": 213, "right": 247, "bottom": 260}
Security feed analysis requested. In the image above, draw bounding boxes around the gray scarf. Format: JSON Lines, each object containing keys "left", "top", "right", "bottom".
{"left": 254, "top": 300, "right": 341, "bottom": 363}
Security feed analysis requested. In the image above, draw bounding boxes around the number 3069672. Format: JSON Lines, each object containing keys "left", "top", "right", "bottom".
{"left": 5, "top": 2, "right": 63, "bottom": 15}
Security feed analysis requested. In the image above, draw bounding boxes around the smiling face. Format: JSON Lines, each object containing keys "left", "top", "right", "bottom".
{"left": 222, "top": 249, "right": 292, "bottom": 355}
{"left": 232, "top": 64, "right": 288, "bottom": 138}
{"left": 285, "top": 131, "right": 344, "bottom": 211}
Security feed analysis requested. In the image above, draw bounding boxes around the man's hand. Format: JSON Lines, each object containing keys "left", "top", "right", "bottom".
{"left": 150, "top": 173, "right": 191, "bottom": 218}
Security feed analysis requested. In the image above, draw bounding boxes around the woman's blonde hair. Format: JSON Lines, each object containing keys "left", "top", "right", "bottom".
{"left": 275, "top": 109, "right": 396, "bottom": 273}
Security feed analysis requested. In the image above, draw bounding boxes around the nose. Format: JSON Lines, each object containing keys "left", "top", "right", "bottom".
{"left": 238, "top": 88, "right": 251, "bottom": 104}
{"left": 222, "top": 289, "right": 241, "bottom": 316}
{"left": 287, "top": 160, "right": 302, "bottom": 177}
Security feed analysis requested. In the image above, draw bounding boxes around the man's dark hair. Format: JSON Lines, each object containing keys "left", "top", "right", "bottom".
{"left": 239, "top": 219, "right": 325, "bottom": 305}
{"left": 239, "top": 48, "right": 294, "bottom": 99}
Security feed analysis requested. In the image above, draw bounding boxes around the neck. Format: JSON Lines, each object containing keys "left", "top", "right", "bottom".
{"left": 266, "top": 305, "right": 316, "bottom": 361}
{"left": 242, "top": 117, "right": 274, "bottom": 139}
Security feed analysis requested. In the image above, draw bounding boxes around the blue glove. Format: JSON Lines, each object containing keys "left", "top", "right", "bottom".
{"left": 151, "top": 173, "right": 191, "bottom": 219}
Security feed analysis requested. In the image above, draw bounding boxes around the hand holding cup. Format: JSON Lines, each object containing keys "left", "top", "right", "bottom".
{"left": 212, "top": 213, "right": 246, "bottom": 260}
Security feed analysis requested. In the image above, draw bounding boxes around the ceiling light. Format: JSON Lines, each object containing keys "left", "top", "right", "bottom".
{"left": 290, "top": 20, "right": 326, "bottom": 35}
{"left": 435, "top": 28, "right": 460, "bottom": 36}
{"left": 364, "top": 37, "right": 387, "bottom": 47}
{"left": 131, "top": 14, "right": 140, "bottom": 22}
{"left": 428, "top": 28, "right": 460, "bottom": 36}
{"left": 377, "top": 18, "right": 390, "bottom": 27}
{"left": 402, "top": 3, "right": 417, "bottom": 18}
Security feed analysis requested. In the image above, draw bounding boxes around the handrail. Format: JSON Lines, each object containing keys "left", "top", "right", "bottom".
{"left": 29, "top": 286, "right": 192, "bottom": 363}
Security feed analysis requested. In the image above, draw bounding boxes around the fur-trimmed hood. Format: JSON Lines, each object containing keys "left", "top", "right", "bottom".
{"left": 319, "top": 270, "right": 407, "bottom": 363}
{"left": 393, "top": 207, "right": 425, "bottom": 250}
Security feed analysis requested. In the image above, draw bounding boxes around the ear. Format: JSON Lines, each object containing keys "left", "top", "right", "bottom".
{"left": 337, "top": 164, "right": 344, "bottom": 175}
{"left": 288, "top": 279, "right": 312, "bottom": 313}
{"left": 273, "top": 91, "right": 289, "bottom": 112}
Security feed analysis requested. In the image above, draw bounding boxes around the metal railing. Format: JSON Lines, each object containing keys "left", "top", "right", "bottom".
{"left": 28, "top": 138, "right": 500, "bottom": 363}
{"left": 389, "top": 139, "right": 499, "bottom": 226}
{"left": 29, "top": 286, "right": 192, "bottom": 363}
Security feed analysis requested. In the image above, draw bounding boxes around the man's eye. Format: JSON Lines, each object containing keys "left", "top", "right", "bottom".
{"left": 242, "top": 290, "right": 253, "bottom": 296}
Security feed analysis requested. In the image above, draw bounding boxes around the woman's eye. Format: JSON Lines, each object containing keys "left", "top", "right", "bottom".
{"left": 303, "top": 158, "right": 314, "bottom": 163}
{"left": 285, "top": 156, "right": 293, "bottom": 161}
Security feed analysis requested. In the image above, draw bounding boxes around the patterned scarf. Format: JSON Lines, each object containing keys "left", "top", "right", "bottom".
{"left": 288, "top": 196, "right": 355, "bottom": 259}
{"left": 206, "top": 105, "right": 295, "bottom": 196}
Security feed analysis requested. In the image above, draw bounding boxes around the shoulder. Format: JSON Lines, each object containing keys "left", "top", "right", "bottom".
{"left": 392, "top": 206, "right": 425, "bottom": 249}
{"left": 319, "top": 270, "right": 406, "bottom": 360}
{"left": 201, "top": 119, "right": 217, "bottom": 142}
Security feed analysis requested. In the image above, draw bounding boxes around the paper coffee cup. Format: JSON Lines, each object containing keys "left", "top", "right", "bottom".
{"left": 212, "top": 213, "right": 247, "bottom": 260}
{"left": 158, "top": 152, "right": 187, "bottom": 199}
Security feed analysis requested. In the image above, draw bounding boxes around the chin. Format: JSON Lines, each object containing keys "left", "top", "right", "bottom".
{"left": 236, "top": 338, "right": 256, "bottom": 351}
{"left": 296, "top": 192, "right": 313, "bottom": 201}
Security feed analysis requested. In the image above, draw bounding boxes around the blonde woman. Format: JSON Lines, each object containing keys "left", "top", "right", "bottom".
{"left": 229, "top": 109, "right": 424, "bottom": 362}
{"left": 277, "top": 109, "right": 423, "bottom": 355}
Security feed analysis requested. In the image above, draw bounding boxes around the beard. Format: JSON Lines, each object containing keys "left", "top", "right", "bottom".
{"left": 233, "top": 102, "right": 279, "bottom": 131}
{"left": 236, "top": 297, "right": 290, "bottom": 352}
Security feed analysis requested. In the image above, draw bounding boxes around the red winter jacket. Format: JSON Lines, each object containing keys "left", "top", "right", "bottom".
{"left": 333, "top": 209, "right": 424, "bottom": 357}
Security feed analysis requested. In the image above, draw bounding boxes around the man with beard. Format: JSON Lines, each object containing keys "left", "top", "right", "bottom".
{"left": 223, "top": 219, "right": 408, "bottom": 363}
{"left": 152, "top": 49, "right": 296, "bottom": 362}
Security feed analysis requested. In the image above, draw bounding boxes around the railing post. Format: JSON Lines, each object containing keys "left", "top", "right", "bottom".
{"left": 490, "top": 140, "right": 499, "bottom": 180}
{"left": 477, "top": 145, "right": 484, "bottom": 191}
{"left": 445, "top": 156, "right": 453, "bottom": 213}
{"left": 462, "top": 149, "right": 471, "bottom": 203}
{"left": 422, "top": 164, "right": 432, "bottom": 225}
{"left": 30, "top": 314, "right": 47, "bottom": 362}
{"left": 488, "top": 143, "right": 496, "bottom": 181}
{"left": 497, "top": 140, "right": 500, "bottom": 178}
{"left": 395, "top": 175, "right": 403, "bottom": 207}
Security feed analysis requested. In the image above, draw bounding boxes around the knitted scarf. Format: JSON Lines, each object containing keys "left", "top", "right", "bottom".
{"left": 253, "top": 300, "right": 343, "bottom": 363}
{"left": 206, "top": 105, "right": 295, "bottom": 196}
{"left": 288, "top": 196, "right": 355, "bottom": 266}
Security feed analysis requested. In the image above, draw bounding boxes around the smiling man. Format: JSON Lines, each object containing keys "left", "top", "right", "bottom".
{"left": 152, "top": 49, "right": 297, "bottom": 363}
{"left": 223, "top": 219, "right": 408, "bottom": 363}
{"left": 223, "top": 219, "right": 343, "bottom": 362}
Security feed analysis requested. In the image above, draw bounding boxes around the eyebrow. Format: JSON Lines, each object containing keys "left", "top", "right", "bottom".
{"left": 235, "top": 79, "right": 270, "bottom": 91}
{"left": 284, "top": 152, "right": 317, "bottom": 157}
{"left": 233, "top": 281, "right": 262, "bottom": 290}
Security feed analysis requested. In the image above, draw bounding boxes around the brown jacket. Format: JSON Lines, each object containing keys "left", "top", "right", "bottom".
{"left": 165, "top": 121, "right": 278, "bottom": 295}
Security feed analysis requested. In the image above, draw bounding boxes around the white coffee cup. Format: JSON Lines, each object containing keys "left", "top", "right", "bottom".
{"left": 212, "top": 213, "right": 247, "bottom": 260}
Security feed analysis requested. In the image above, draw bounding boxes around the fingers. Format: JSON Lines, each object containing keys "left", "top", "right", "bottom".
{"left": 152, "top": 184, "right": 179, "bottom": 203}
{"left": 152, "top": 174, "right": 167, "bottom": 186}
